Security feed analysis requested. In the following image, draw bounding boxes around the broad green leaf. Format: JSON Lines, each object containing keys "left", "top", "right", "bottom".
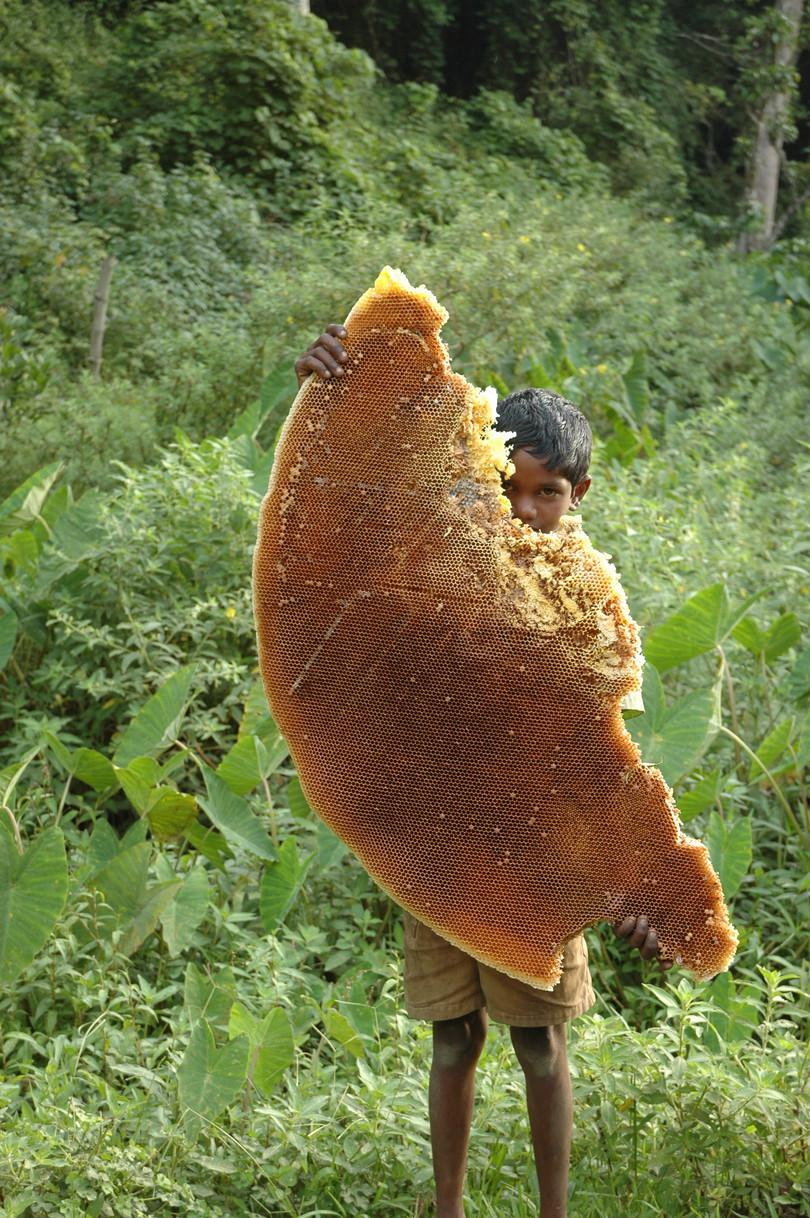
{"left": 676, "top": 770, "right": 722, "bottom": 822}
{"left": 706, "top": 813, "right": 752, "bottom": 901}
{"left": 93, "top": 842, "right": 151, "bottom": 917}
{"left": 86, "top": 820, "right": 120, "bottom": 876}
{"left": 73, "top": 748, "right": 118, "bottom": 792}
{"left": 287, "top": 777, "right": 312, "bottom": 819}
{"left": 314, "top": 818, "right": 348, "bottom": 869}
{"left": 733, "top": 612, "right": 801, "bottom": 662}
{"left": 228, "top": 1002, "right": 295, "bottom": 1095}
{"left": 0, "top": 609, "right": 17, "bottom": 671}
{"left": 623, "top": 350, "right": 649, "bottom": 425}
{"left": 34, "top": 491, "right": 105, "bottom": 592}
{"left": 323, "top": 1007, "right": 365, "bottom": 1059}
{"left": 0, "top": 827, "right": 68, "bottom": 983}
{"left": 177, "top": 1020, "right": 249, "bottom": 1139}
{"left": 115, "top": 764, "right": 152, "bottom": 815}
{"left": 0, "top": 744, "right": 40, "bottom": 806}
{"left": 260, "top": 838, "right": 310, "bottom": 931}
{"left": 118, "top": 880, "right": 182, "bottom": 956}
{"left": 112, "top": 666, "right": 196, "bottom": 767}
{"left": 0, "top": 462, "right": 62, "bottom": 536}
{"left": 628, "top": 666, "right": 720, "bottom": 786}
{"left": 146, "top": 789, "right": 198, "bottom": 839}
{"left": 41, "top": 729, "right": 74, "bottom": 772}
{"left": 199, "top": 769, "right": 276, "bottom": 861}
{"left": 184, "top": 819, "right": 233, "bottom": 869}
{"left": 644, "top": 585, "right": 727, "bottom": 672}
{"left": 763, "top": 613, "right": 802, "bottom": 662}
{"left": 787, "top": 646, "right": 810, "bottom": 706}
{"left": 796, "top": 713, "right": 810, "bottom": 769}
{"left": 239, "top": 680, "right": 271, "bottom": 737}
{"left": 748, "top": 718, "right": 795, "bottom": 780}
{"left": 705, "top": 972, "right": 759, "bottom": 1052}
{"left": 645, "top": 585, "right": 765, "bottom": 673}
{"left": 160, "top": 864, "right": 209, "bottom": 956}
{"left": 184, "top": 962, "right": 237, "bottom": 1029}
{"left": 216, "top": 734, "right": 270, "bottom": 796}
{"left": 239, "top": 682, "right": 288, "bottom": 767}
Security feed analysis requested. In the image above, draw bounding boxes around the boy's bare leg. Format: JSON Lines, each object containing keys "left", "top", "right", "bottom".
{"left": 429, "top": 1009, "right": 488, "bottom": 1218}
{"left": 510, "top": 1024, "right": 572, "bottom": 1218}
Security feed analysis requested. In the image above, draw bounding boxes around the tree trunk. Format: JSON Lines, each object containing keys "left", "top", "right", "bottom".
{"left": 739, "top": 0, "right": 804, "bottom": 253}
{"left": 89, "top": 255, "right": 116, "bottom": 379}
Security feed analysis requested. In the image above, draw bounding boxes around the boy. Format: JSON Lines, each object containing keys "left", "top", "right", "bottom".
{"left": 294, "top": 324, "right": 671, "bottom": 1218}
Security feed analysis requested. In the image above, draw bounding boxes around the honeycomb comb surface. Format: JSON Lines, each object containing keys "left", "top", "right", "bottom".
{"left": 252, "top": 266, "right": 738, "bottom": 989}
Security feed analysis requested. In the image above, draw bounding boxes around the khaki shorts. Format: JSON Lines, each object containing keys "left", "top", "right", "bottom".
{"left": 402, "top": 910, "right": 595, "bottom": 1027}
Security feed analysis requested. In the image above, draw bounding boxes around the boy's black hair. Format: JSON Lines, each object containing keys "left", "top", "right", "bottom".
{"left": 495, "top": 388, "right": 592, "bottom": 486}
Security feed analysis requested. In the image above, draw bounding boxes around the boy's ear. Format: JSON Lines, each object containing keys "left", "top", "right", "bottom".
{"left": 572, "top": 476, "right": 591, "bottom": 507}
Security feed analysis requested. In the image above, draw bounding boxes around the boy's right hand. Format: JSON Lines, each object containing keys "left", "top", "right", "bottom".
{"left": 295, "top": 324, "right": 349, "bottom": 388}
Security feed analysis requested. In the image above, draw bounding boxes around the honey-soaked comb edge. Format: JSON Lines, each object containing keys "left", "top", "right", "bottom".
{"left": 252, "top": 266, "right": 739, "bottom": 989}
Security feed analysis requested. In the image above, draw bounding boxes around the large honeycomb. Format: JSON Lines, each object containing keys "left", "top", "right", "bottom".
{"left": 252, "top": 267, "right": 738, "bottom": 989}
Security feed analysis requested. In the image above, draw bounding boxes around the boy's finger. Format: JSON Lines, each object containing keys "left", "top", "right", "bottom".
{"left": 628, "top": 915, "right": 648, "bottom": 948}
{"left": 640, "top": 928, "right": 659, "bottom": 960}
{"left": 311, "top": 345, "right": 344, "bottom": 376}
{"left": 326, "top": 323, "right": 348, "bottom": 339}
{"left": 299, "top": 354, "right": 333, "bottom": 379}
{"left": 614, "top": 916, "right": 636, "bottom": 939}
{"left": 319, "top": 333, "right": 349, "bottom": 363}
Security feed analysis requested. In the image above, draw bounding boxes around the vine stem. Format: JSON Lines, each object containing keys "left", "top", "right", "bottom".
{"left": 718, "top": 724, "right": 802, "bottom": 836}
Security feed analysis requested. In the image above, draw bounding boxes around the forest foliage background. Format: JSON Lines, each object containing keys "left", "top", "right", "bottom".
{"left": 0, "top": 2, "right": 809, "bottom": 1216}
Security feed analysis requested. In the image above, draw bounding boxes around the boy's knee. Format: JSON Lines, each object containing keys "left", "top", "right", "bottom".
{"left": 431, "top": 1009, "right": 487, "bottom": 1068}
{"left": 510, "top": 1023, "right": 567, "bottom": 1078}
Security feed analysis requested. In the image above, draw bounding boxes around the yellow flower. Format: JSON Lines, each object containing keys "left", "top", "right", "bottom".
{"left": 481, "top": 231, "right": 492, "bottom": 239}
{"left": 596, "top": 363, "right": 608, "bottom": 374}
{"left": 577, "top": 242, "right": 587, "bottom": 253}
{"left": 225, "top": 606, "right": 237, "bottom": 619}
{"left": 518, "top": 235, "right": 531, "bottom": 244}
{"left": 286, "top": 315, "right": 294, "bottom": 325}
{"left": 663, "top": 216, "right": 673, "bottom": 223}
{"left": 54, "top": 252, "right": 66, "bottom": 268}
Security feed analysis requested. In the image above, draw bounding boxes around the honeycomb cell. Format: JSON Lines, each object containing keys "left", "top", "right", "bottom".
{"left": 252, "top": 266, "right": 738, "bottom": 990}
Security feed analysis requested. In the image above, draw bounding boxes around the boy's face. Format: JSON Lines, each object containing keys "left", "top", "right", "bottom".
{"left": 502, "top": 447, "right": 591, "bottom": 534}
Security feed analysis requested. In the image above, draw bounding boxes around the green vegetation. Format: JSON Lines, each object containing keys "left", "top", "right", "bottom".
{"left": 1, "top": 1, "right": 808, "bottom": 1215}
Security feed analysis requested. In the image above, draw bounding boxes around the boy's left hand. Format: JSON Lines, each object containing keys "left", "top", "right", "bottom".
{"left": 614, "top": 915, "right": 673, "bottom": 970}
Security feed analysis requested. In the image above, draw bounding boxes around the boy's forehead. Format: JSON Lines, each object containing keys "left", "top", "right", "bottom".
{"left": 510, "top": 447, "right": 571, "bottom": 487}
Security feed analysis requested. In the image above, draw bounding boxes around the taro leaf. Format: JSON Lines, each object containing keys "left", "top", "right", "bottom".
{"left": 259, "top": 838, "right": 310, "bottom": 931}
{"left": 797, "top": 713, "right": 810, "bottom": 770}
{"left": 677, "top": 770, "right": 723, "bottom": 822}
{"left": 199, "top": 769, "right": 276, "bottom": 861}
{"left": 85, "top": 820, "right": 120, "bottom": 877}
{"left": 227, "top": 360, "right": 295, "bottom": 444}
{"left": 146, "top": 789, "right": 198, "bottom": 839}
{"left": 92, "top": 840, "right": 181, "bottom": 955}
{"left": 112, "top": 666, "right": 196, "bottom": 768}
{"left": 0, "top": 462, "right": 62, "bottom": 535}
{"left": 314, "top": 818, "right": 348, "bottom": 869}
{"left": 115, "top": 763, "right": 152, "bottom": 815}
{"left": 705, "top": 813, "right": 752, "bottom": 901}
{"left": 183, "top": 819, "right": 233, "bottom": 869}
{"left": 644, "top": 585, "right": 765, "bottom": 673}
{"left": 705, "top": 972, "right": 759, "bottom": 1053}
{"left": 733, "top": 612, "right": 801, "bottom": 662}
{"left": 323, "top": 1007, "right": 365, "bottom": 1059}
{"left": 216, "top": 734, "right": 270, "bottom": 796}
{"left": 184, "top": 962, "right": 237, "bottom": 1030}
{"left": 748, "top": 718, "right": 795, "bottom": 780}
{"left": 239, "top": 682, "right": 289, "bottom": 768}
{"left": 628, "top": 666, "right": 720, "bottom": 786}
{"left": 159, "top": 864, "right": 209, "bottom": 956}
{"left": 0, "top": 826, "right": 68, "bottom": 983}
{"left": 34, "top": 492, "right": 106, "bottom": 592}
{"left": 118, "top": 880, "right": 182, "bottom": 956}
{"left": 623, "top": 350, "right": 649, "bottom": 426}
{"left": 93, "top": 842, "right": 151, "bottom": 916}
{"left": 177, "top": 1020, "right": 249, "bottom": 1140}
{"left": 0, "top": 609, "right": 17, "bottom": 671}
{"left": 287, "top": 777, "right": 312, "bottom": 819}
{"left": 228, "top": 1002, "right": 295, "bottom": 1095}
{"left": 72, "top": 748, "right": 118, "bottom": 793}
{"left": 787, "top": 646, "right": 810, "bottom": 707}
